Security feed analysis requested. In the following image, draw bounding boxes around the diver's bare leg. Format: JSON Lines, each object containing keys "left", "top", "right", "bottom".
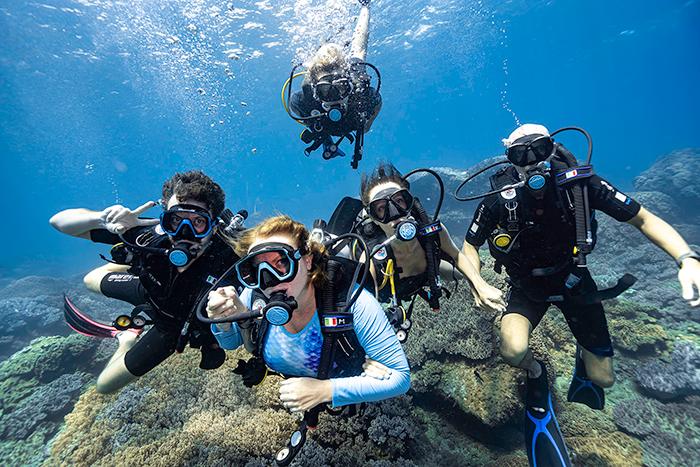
{"left": 500, "top": 313, "right": 541, "bottom": 378}
{"left": 581, "top": 348, "right": 615, "bottom": 388}
{"left": 96, "top": 332, "right": 139, "bottom": 394}
{"left": 349, "top": 4, "right": 370, "bottom": 61}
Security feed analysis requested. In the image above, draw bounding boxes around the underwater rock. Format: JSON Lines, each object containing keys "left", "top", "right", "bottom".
{"left": 402, "top": 281, "right": 497, "bottom": 366}
{"left": 632, "top": 148, "right": 700, "bottom": 221}
{"left": 565, "top": 431, "right": 642, "bottom": 467}
{"left": 605, "top": 299, "right": 669, "bottom": 354}
{"left": 635, "top": 341, "right": 700, "bottom": 399}
{"left": 0, "top": 334, "right": 102, "bottom": 383}
{"left": 613, "top": 395, "right": 700, "bottom": 467}
{"left": 0, "top": 372, "right": 88, "bottom": 440}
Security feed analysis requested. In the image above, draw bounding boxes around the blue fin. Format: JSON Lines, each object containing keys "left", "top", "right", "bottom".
{"left": 525, "top": 361, "right": 572, "bottom": 467}
{"left": 567, "top": 346, "right": 605, "bottom": 410}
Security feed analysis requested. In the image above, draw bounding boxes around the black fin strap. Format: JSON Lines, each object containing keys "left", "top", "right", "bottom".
{"left": 581, "top": 274, "right": 637, "bottom": 305}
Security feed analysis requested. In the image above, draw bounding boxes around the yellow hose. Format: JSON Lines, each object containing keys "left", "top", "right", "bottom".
{"left": 281, "top": 71, "right": 308, "bottom": 126}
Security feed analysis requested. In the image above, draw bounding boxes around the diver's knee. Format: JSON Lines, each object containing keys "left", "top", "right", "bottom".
{"left": 83, "top": 269, "right": 105, "bottom": 294}
{"left": 500, "top": 339, "right": 529, "bottom": 367}
{"left": 590, "top": 372, "right": 615, "bottom": 388}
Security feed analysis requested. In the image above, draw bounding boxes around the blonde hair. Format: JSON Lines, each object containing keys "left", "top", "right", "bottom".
{"left": 230, "top": 216, "right": 328, "bottom": 288}
{"left": 306, "top": 43, "right": 349, "bottom": 83}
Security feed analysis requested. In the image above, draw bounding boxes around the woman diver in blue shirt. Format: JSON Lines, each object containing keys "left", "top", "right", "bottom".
{"left": 205, "top": 215, "right": 410, "bottom": 413}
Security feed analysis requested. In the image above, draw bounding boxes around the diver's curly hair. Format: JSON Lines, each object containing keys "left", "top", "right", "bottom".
{"left": 161, "top": 170, "right": 226, "bottom": 219}
{"left": 306, "top": 43, "right": 349, "bottom": 84}
{"left": 231, "top": 216, "right": 329, "bottom": 289}
{"left": 359, "top": 161, "right": 410, "bottom": 206}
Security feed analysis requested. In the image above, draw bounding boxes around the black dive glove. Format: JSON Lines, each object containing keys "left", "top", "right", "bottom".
{"left": 233, "top": 358, "right": 268, "bottom": 387}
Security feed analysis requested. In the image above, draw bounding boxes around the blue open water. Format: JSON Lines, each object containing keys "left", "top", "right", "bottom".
{"left": 1, "top": 0, "right": 698, "bottom": 279}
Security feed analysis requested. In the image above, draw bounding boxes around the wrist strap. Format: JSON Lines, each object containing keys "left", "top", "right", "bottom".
{"left": 676, "top": 250, "right": 700, "bottom": 268}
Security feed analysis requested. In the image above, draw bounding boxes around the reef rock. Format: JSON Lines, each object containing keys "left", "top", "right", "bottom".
{"left": 632, "top": 148, "right": 700, "bottom": 222}
{"left": 613, "top": 395, "right": 700, "bottom": 467}
{"left": 635, "top": 341, "right": 700, "bottom": 399}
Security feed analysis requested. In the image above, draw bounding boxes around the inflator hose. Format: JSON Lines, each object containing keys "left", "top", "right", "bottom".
{"left": 413, "top": 199, "right": 442, "bottom": 310}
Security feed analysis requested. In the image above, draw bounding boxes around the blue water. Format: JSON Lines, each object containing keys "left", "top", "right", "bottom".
{"left": 1, "top": 0, "right": 698, "bottom": 279}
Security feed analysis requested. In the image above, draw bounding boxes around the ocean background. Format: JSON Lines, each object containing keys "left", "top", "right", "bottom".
{"left": 1, "top": 0, "right": 700, "bottom": 466}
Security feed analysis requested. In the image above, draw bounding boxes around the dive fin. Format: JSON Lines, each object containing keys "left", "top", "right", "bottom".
{"left": 525, "top": 361, "right": 572, "bottom": 467}
{"left": 567, "top": 345, "right": 605, "bottom": 410}
{"left": 63, "top": 294, "right": 121, "bottom": 338}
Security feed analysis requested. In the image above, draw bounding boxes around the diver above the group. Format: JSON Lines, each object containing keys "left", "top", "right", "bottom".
{"left": 287, "top": 0, "right": 381, "bottom": 169}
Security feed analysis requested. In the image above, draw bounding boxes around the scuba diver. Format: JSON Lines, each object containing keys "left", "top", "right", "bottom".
{"left": 284, "top": 0, "right": 382, "bottom": 169}
{"left": 202, "top": 215, "right": 410, "bottom": 466}
{"left": 457, "top": 124, "right": 700, "bottom": 467}
{"left": 320, "top": 162, "right": 505, "bottom": 343}
{"left": 50, "top": 170, "right": 244, "bottom": 394}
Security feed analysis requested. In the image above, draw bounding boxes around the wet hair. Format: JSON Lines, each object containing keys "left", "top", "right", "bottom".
{"left": 232, "top": 216, "right": 328, "bottom": 289}
{"left": 359, "top": 162, "right": 410, "bottom": 206}
{"left": 306, "top": 43, "right": 349, "bottom": 84}
{"left": 161, "top": 170, "right": 226, "bottom": 219}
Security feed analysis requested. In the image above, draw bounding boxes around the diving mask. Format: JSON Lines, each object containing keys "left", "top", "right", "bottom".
{"left": 314, "top": 73, "right": 352, "bottom": 103}
{"left": 235, "top": 242, "right": 308, "bottom": 290}
{"left": 160, "top": 204, "right": 214, "bottom": 240}
{"left": 505, "top": 135, "right": 554, "bottom": 167}
{"left": 368, "top": 188, "right": 414, "bottom": 224}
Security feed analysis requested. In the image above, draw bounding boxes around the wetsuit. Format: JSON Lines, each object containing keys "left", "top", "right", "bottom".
{"left": 91, "top": 225, "right": 238, "bottom": 376}
{"left": 465, "top": 173, "right": 640, "bottom": 357}
{"left": 212, "top": 288, "right": 410, "bottom": 407}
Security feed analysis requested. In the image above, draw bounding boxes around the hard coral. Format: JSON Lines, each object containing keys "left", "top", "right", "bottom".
{"left": 613, "top": 396, "right": 700, "bottom": 467}
{"left": 635, "top": 341, "right": 700, "bottom": 399}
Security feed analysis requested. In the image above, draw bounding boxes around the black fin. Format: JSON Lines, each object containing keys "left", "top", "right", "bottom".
{"left": 567, "top": 346, "right": 605, "bottom": 410}
{"left": 525, "top": 361, "right": 573, "bottom": 467}
{"left": 63, "top": 294, "right": 118, "bottom": 338}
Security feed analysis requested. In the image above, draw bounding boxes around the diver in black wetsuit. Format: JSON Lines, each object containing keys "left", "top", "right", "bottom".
{"left": 286, "top": 0, "right": 382, "bottom": 169}
{"left": 50, "top": 170, "right": 242, "bottom": 394}
{"left": 460, "top": 124, "right": 700, "bottom": 466}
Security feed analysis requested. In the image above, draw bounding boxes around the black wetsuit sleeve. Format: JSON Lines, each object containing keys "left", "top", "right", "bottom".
{"left": 464, "top": 196, "right": 500, "bottom": 247}
{"left": 587, "top": 175, "right": 641, "bottom": 222}
{"left": 89, "top": 226, "right": 147, "bottom": 245}
{"left": 90, "top": 229, "right": 121, "bottom": 245}
{"left": 289, "top": 83, "right": 316, "bottom": 119}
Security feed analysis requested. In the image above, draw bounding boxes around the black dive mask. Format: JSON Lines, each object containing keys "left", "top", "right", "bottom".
{"left": 262, "top": 291, "right": 299, "bottom": 326}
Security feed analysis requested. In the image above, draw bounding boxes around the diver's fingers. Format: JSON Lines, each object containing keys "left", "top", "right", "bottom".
{"left": 679, "top": 268, "right": 700, "bottom": 306}
{"left": 132, "top": 200, "right": 157, "bottom": 216}
{"left": 114, "top": 225, "right": 126, "bottom": 235}
{"left": 104, "top": 205, "right": 124, "bottom": 224}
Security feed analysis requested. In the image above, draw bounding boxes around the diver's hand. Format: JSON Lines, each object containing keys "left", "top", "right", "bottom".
{"left": 279, "top": 378, "right": 332, "bottom": 413}
{"left": 361, "top": 356, "right": 392, "bottom": 380}
{"left": 207, "top": 286, "right": 247, "bottom": 319}
{"left": 471, "top": 281, "right": 506, "bottom": 313}
{"left": 101, "top": 201, "right": 158, "bottom": 235}
{"left": 679, "top": 258, "right": 700, "bottom": 306}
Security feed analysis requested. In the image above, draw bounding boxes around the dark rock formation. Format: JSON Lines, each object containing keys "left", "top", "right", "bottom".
{"left": 613, "top": 395, "right": 700, "bottom": 467}
{"left": 635, "top": 341, "right": 700, "bottom": 399}
{"left": 632, "top": 148, "right": 700, "bottom": 222}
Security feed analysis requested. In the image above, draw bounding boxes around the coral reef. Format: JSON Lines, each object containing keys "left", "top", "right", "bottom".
{"left": 635, "top": 341, "right": 700, "bottom": 399}
{"left": 605, "top": 299, "right": 669, "bottom": 355}
{"left": 613, "top": 396, "right": 700, "bottom": 467}
{"left": 632, "top": 148, "right": 700, "bottom": 223}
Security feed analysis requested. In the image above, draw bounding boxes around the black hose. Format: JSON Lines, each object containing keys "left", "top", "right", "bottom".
{"left": 412, "top": 199, "right": 441, "bottom": 310}
{"left": 453, "top": 160, "right": 510, "bottom": 202}
{"left": 550, "top": 126, "right": 592, "bottom": 165}
{"left": 404, "top": 168, "right": 445, "bottom": 221}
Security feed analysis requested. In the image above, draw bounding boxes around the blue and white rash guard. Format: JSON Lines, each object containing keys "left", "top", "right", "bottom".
{"left": 212, "top": 287, "right": 410, "bottom": 407}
